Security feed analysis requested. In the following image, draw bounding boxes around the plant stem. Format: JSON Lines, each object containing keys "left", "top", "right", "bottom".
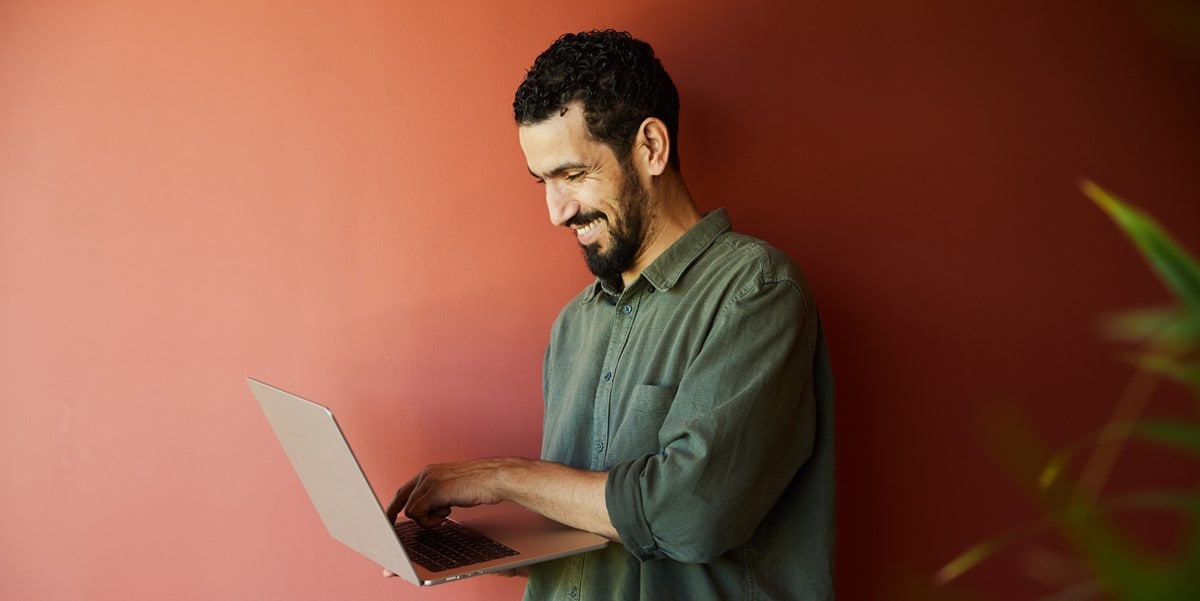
{"left": 1074, "top": 366, "right": 1162, "bottom": 501}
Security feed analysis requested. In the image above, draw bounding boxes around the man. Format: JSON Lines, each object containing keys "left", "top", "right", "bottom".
{"left": 387, "top": 30, "right": 835, "bottom": 600}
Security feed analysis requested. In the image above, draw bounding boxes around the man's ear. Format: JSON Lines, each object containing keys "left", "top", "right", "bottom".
{"left": 634, "top": 117, "right": 671, "bottom": 177}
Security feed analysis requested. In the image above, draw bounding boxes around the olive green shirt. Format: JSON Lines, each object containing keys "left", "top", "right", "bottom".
{"left": 524, "top": 209, "right": 835, "bottom": 601}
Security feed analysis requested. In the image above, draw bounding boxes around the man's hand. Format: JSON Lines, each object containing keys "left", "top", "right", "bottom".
{"left": 384, "top": 458, "right": 511, "bottom": 528}
{"left": 380, "top": 457, "right": 617, "bottom": 578}
{"left": 381, "top": 458, "right": 513, "bottom": 578}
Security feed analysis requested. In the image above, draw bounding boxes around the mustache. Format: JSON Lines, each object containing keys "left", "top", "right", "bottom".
{"left": 566, "top": 211, "right": 607, "bottom": 228}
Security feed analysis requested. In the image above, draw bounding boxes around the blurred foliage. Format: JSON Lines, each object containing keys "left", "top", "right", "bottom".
{"left": 933, "top": 182, "right": 1200, "bottom": 600}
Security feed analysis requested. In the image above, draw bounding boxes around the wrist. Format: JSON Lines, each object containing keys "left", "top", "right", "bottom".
{"left": 492, "top": 456, "right": 534, "bottom": 502}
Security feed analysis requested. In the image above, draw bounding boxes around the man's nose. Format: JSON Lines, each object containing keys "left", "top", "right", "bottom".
{"left": 546, "top": 183, "right": 578, "bottom": 228}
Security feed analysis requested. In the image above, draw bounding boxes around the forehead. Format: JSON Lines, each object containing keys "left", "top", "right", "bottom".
{"left": 518, "top": 105, "right": 613, "bottom": 175}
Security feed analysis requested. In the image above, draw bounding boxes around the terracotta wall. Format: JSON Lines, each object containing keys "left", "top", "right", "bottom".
{"left": 2, "top": 1, "right": 1197, "bottom": 599}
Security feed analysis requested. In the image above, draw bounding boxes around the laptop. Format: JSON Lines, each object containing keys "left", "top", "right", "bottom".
{"left": 247, "top": 377, "right": 608, "bottom": 586}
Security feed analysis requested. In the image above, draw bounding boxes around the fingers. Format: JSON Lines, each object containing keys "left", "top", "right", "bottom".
{"left": 405, "top": 484, "right": 452, "bottom": 527}
{"left": 387, "top": 459, "right": 504, "bottom": 528}
{"left": 385, "top": 476, "right": 418, "bottom": 525}
{"left": 385, "top": 469, "right": 451, "bottom": 528}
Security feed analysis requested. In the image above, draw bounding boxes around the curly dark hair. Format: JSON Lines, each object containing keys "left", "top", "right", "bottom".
{"left": 513, "top": 30, "right": 681, "bottom": 171}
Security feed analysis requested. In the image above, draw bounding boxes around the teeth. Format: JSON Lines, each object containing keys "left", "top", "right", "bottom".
{"left": 575, "top": 220, "right": 600, "bottom": 236}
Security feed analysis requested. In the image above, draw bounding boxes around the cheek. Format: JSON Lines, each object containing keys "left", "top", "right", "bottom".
{"left": 572, "top": 185, "right": 608, "bottom": 217}
{"left": 593, "top": 180, "right": 627, "bottom": 213}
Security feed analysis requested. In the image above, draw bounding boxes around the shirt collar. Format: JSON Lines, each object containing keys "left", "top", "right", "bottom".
{"left": 580, "top": 208, "right": 732, "bottom": 303}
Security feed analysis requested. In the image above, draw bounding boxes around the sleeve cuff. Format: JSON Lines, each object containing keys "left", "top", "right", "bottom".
{"left": 606, "top": 458, "right": 662, "bottom": 561}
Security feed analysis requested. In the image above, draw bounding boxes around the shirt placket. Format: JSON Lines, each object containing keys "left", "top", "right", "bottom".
{"left": 562, "top": 554, "right": 584, "bottom": 600}
{"left": 589, "top": 288, "right": 641, "bottom": 471}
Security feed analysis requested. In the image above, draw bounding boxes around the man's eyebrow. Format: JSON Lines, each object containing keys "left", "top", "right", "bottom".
{"left": 529, "top": 162, "right": 589, "bottom": 180}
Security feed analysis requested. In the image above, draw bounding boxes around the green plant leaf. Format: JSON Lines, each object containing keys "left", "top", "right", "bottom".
{"left": 1083, "top": 180, "right": 1200, "bottom": 315}
{"left": 1102, "top": 306, "right": 1200, "bottom": 348}
{"left": 1176, "top": 495, "right": 1200, "bottom": 600}
{"left": 933, "top": 537, "right": 1006, "bottom": 587}
{"left": 1135, "top": 419, "right": 1200, "bottom": 455}
{"left": 1059, "top": 492, "right": 1200, "bottom": 599}
{"left": 935, "top": 491, "right": 1200, "bottom": 590}
{"left": 1133, "top": 353, "right": 1200, "bottom": 389}
{"left": 1041, "top": 417, "right": 1200, "bottom": 492}
{"left": 1039, "top": 416, "right": 1200, "bottom": 492}
{"left": 942, "top": 185, "right": 1200, "bottom": 599}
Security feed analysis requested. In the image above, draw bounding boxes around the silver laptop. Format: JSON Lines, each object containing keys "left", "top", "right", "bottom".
{"left": 247, "top": 377, "right": 608, "bottom": 586}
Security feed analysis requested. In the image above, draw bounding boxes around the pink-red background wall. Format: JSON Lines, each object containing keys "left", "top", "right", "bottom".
{"left": 2, "top": 1, "right": 1198, "bottom": 600}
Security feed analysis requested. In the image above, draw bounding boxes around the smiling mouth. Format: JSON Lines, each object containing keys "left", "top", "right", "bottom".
{"left": 575, "top": 219, "right": 601, "bottom": 237}
{"left": 568, "top": 213, "right": 606, "bottom": 244}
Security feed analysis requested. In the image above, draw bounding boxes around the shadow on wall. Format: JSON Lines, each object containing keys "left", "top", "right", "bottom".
{"left": 652, "top": 2, "right": 1200, "bottom": 600}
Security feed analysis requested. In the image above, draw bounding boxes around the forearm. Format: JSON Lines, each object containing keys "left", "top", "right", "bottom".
{"left": 494, "top": 457, "right": 619, "bottom": 541}
{"left": 389, "top": 456, "right": 619, "bottom": 542}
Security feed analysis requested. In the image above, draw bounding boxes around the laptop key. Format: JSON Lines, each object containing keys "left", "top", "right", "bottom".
{"left": 395, "top": 520, "right": 519, "bottom": 573}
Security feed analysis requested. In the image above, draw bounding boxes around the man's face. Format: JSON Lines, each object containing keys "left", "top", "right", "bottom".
{"left": 519, "top": 105, "right": 651, "bottom": 285}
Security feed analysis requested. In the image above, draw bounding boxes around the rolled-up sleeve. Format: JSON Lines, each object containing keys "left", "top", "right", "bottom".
{"left": 605, "top": 273, "right": 819, "bottom": 563}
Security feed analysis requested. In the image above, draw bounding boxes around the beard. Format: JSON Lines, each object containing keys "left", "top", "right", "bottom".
{"left": 576, "top": 166, "right": 651, "bottom": 290}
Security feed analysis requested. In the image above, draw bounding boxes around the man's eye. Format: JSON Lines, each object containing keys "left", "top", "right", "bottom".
{"left": 566, "top": 171, "right": 585, "bottom": 181}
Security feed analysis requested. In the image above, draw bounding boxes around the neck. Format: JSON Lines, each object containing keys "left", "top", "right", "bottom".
{"left": 621, "top": 170, "right": 702, "bottom": 288}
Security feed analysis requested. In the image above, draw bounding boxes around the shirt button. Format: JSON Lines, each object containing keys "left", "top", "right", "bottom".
{"left": 621, "top": 304, "right": 632, "bottom": 314}
{"left": 603, "top": 371, "right": 613, "bottom": 382}
{"left": 570, "top": 587, "right": 578, "bottom": 597}
{"left": 594, "top": 441, "right": 605, "bottom": 453}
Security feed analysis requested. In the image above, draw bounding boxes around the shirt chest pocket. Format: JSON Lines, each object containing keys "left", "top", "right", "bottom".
{"left": 607, "top": 383, "right": 677, "bottom": 464}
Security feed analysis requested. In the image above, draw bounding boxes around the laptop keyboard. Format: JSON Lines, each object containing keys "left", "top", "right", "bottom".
{"left": 394, "top": 519, "right": 520, "bottom": 573}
